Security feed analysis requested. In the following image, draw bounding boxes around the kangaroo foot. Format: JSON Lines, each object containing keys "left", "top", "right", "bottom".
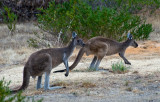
{"left": 125, "top": 61, "right": 131, "bottom": 65}
{"left": 44, "top": 86, "right": 64, "bottom": 90}
{"left": 36, "top": 84, "right": 42, "bottom": 90}
{"left": 65, "top": 73, "right": 68, "bottom": 77}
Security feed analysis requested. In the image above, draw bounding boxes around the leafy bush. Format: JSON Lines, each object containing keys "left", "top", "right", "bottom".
{"left": 87, "top": 0, "right": 160, "bottom": 13}
{"left": 0, "top": 78, "right": 43, "bottom": 102}
{"left": 111, "top": 61, "right": 130, "bottom": 73}
{"left": 37, "top": 0, "right": 153, "bottom": 42}
{"left": 2, "top": 6, "right": 17, "bottom": 35}
{"left": 0, "top": 78, "right": 13, "bottom": 102}
{"left": 115, "top": 0, "right": 160, "bottom": 13}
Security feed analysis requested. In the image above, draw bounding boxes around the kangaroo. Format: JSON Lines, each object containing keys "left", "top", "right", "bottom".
{"left": 54, "top": 33, "right": 138, "bottom": 72}
{"left": 11, "top": 32, "right": 85, "bottom": 93}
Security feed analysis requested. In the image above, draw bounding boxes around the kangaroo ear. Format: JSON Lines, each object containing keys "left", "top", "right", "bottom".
{"left": 72, "top": 31, "right": 77, "bottom": 38}
{"left": 127, "top": 33, "right": 132, "bottom": 39}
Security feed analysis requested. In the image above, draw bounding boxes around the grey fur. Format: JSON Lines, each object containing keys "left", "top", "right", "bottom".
{"left": 11, "top": 32, "right": 85, "bottom": 93}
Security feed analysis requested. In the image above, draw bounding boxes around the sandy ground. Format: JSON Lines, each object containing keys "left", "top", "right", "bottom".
{"left": 0, "top": 40, "right": 160, "bottom": 102}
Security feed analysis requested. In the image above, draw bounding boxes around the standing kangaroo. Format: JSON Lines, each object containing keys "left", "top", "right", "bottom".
{"left": 11, "top": 32, "right": 85, "bottom": 93}
{"left": 54, "top": 33, "right": 138, "bottom": 72}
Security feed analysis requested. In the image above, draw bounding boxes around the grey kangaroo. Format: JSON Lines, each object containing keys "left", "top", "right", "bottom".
{"left": 11, "top": 32, "right": 85, "bottom": 93}
{"left": 54, "top": 33, "right": 138, "bottom": 72}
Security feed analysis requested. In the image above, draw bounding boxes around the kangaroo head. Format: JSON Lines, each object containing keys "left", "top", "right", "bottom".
{"left": 127, "top": 33, "right": 138, "bottom": 48}
{"left": 72, "top": 32, "right": 85, "bottom": 47}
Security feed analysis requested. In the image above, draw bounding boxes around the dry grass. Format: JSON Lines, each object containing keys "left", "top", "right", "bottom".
{"left": 80, "top": 81, "right": 96, "bottom": 88}
{"left": 0, "top": 23, "right": 63, "bottom": 50}
{"left": 0, "top": 48, "right": 34, "bottom": 67}
{"left": 125, "top": 87, "right": 132, "bottom": 91}
{"left": 0, "top": 23, "right": 39, "bottom": 49}
{"left": 0, "top": 23, "right": 66, "bottom": 68}
{"left": 132, "top": 71, "right": 139, "bottom": 74}
{"left": 53, "top": 81, "right": 69, "bottom": 87}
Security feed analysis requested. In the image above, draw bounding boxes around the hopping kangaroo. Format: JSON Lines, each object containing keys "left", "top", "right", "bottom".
{"left": 11, "top": 32, "right": 85, "bottom": 93}
{"left": 54, "top": 33, "right": 138, "bottom": 72}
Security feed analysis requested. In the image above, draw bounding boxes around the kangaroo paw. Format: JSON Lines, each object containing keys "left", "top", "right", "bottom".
{"left": 125, "top": 62, "right": 131, "bottom": 65}
{"left": 65, "top": 73, "right": 68, "bottom": 77}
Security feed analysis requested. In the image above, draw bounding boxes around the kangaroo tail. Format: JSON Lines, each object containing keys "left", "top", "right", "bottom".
{"left": 69, "top": 47, "right": 85, "bottom": 70}
{"left": 53, "top": 69, "right": 66, "bottom": 73}
{"left": 53, "top": 47, "right": 85, "bottom": 73}
{"left": 11, "top": 66, "right": 30, "bottom": 93}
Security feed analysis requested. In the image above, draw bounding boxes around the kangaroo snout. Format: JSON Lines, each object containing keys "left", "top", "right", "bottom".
{"left": 132, "top": 41, "right": 138, "bottom": 48}
{"left": 136, "top": 43, "right": 138, "bottom": 47}
{"left": 134, "top": 42, "right": 138, "bottom": 48}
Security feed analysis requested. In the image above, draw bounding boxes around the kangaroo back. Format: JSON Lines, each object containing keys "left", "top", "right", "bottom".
{"left": 11, "top": 66, "right": 30, "bottom": 93}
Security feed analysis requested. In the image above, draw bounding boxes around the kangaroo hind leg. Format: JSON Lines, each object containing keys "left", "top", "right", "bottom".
{"left": 94, "top": 57, "right": 103, "bottom": 71}
{"left": 37, "top": 76, "right": 42, "bottom": 89}
{"left": 89, "top": 56, "right": 97, "bottom": 69}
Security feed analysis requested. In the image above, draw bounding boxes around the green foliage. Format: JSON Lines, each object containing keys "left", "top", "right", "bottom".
{"left": 133, "top": 23, "right": 153, "bottom": 40}
{"left": 27, "top": 38, "right": 39, "bottom": 48}
{"left": 0, "top": 78, "right": 13, "bottom": 102}
{"left": 111, "top": 61, "right": 130, "bottom": 73}
{"left": 0, "top": 78, "right": 43, "bottom": 102}
{"left": 115, "top": 0, "right": 160, "bottom": 13}
{"left": 88, "top": 0, "right": 160, "bottom": 13}
{"left": 37, "top": 0, "right": 153, "bottom": 42}
{"left": 2, "top": 6, "right": 17, "bottom": 35}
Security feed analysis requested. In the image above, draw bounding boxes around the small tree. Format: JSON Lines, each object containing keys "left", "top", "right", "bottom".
{"left": 2, "top": 6, "right": 17, "bottom": 36}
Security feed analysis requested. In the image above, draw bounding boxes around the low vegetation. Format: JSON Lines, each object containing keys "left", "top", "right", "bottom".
{"left": 81, "top": 81, "right": 96, "bottom": 88}
{"left": 0, "top": 78, "right": 43, "bottom": 102}
{"left": 111, "top": 61, "right": 130, "bottom": 74}
{"left": 2, "top": 6, "right": 17, "bottom": 36}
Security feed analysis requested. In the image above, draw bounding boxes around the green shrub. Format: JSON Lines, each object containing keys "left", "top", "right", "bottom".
{"left": 111, "top": 61, "right": 130, "bottom": 73}
{"left": 27, "top": 38, "right": 39, "bottom": 48}
{"left": 0, "top": 78, "right": 13, "bottom": 102}
{"left": 2, "top": 6, "right": 17, "bottom": 35}
{"left": 87, "top": 0, "right": 160, "bottom": 13}
{"left": 115, "top": 0, "right": 160, "bottom": 13}
{"left": 37, "top": 0, "right": 153, "bottom": 42}
{"left": 0, "top": 78, "right": 25, "bottom": 102}
{"left": 0, "top": 78, "right": 43, "bottom": 102}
